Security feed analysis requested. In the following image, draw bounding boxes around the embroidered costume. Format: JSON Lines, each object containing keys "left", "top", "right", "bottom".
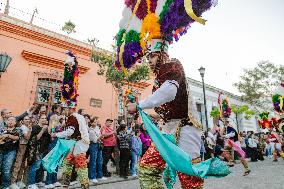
{"left": 271, "top": 81, "right": 284, "bottom": 161}
{"left": 115, "top": 1, "right": 230, "bottom": 189}
{"left": 218, "top": 94, "right": 250, "bottom": 176}
{"left": 42, "top": 51, "right": 90, "bottom": 189}
{"left": 138, "top": 58, "right": 205, "bottom": 189}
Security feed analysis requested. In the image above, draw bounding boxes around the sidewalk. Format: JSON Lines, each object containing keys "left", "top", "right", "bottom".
{"left": 69, "top": 175, "right": 137, "bottom": 189}
{"left": 39, "top": 163, "right": 138, "bottom": 188}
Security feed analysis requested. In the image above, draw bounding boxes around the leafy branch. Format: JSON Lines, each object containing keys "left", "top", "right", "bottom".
{"left": 90, "top": 44, "right": 150, "bottom": 89}
{"left": 62, "top": 20, "right": 76, "bottom": 34}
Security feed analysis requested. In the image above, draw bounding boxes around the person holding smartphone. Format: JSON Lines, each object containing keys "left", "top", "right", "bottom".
{"left": 26, "top": 114, "right": 50, "bottom": 189}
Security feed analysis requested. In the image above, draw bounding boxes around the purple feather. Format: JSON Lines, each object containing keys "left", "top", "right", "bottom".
{"left": 115, "top": 42, "right": 142, "bottom": 69}
{"left": 160, "top": 0, "right": 215, "bottom": 40}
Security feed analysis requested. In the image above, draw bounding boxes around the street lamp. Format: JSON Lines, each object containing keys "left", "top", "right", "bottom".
{"left": 0, "top": 53, "right": 12, "bottom": 77}
{"left": 198, "top": 66, "right": 209, "bottom": 130}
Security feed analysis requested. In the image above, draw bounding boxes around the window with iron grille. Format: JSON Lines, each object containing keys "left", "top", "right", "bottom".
{"left": 36, "top": 78, "right": 61, "bottom": 110}
{"left": 90, "top": 98, "right": 102, "bottom": 108}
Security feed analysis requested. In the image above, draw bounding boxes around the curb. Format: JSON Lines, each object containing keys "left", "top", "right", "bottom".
{"left": 69, "top": 176, "right": 138, "bottom": 188}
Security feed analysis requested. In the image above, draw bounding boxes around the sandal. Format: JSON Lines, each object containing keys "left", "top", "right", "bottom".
{"left": 243, "top": 170, "right": 251, "bottom": 176}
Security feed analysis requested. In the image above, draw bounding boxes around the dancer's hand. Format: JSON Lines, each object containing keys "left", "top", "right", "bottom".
{"left": 128, "top": 103, "right": 138, "bottom": 114}
{"left": 50, "top": 133, "right": 57, "bottom": 138}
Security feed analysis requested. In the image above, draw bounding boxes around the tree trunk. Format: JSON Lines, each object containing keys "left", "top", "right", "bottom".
{"left": 235, "top": 114, "right": 239, "bottom": 133}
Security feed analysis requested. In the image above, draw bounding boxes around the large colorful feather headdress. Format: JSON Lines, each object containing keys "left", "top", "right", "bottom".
{"left": 258, "top": 112, "right": 271, "bottom": 129}
{"left": 218, "top": 93, "right": 231, "bottom": 119}
{"left": 61, "top": 51, "right": 79, "bottom": 108}
{"left": 115, "top": 0, "right": 217, "bottom": 72}
{"left": 272, "top": 82, "right": 284, "bottom": 114}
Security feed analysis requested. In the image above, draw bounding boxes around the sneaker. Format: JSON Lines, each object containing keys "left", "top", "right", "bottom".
{"left": 28, "top": 185, "right": 39, "bottom": 189}
{"left": 69, "top": 181, "right": 79, "bottom": 186}
{"left": 98, "top": 177, "right": 107, "bottom": 181}
{"left": 36, "top": 182, "right": 45, "bottom": 187}
{"left": 17, "top": 181, "right": 26, "bottom": 189}
{"left": 53, "top": 182, "right": 61, "bottom": 187}
{"left": 44, "top": 184, "right": 55, "bottom": 189}
{"left": 9, "top": 183, "right": 20, "bottom": 189}
{"left": 90, "top": 179, "right": 98, "bottom": 183}
{"left": 131, "top": 174, "right": 137, "bottom": 178}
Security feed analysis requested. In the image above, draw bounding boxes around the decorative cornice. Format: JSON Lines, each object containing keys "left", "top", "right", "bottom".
{"left": 0, "top": 14, "right": 92, "bottom": 56}
{"left": 34, "top": 70, "right": 63, "bottom": 80}
{"left": 187, "top": 77, "right": 242, "bottom": 101}
{"left": 22, "top": 50, "right": 89, "bottom": 74}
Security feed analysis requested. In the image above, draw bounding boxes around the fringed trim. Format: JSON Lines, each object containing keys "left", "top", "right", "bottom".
{"left": 175, "top": 113, "right": 203, "bottom": 143}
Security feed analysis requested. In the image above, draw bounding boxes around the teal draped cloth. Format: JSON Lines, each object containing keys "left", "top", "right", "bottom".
{"left": 139, "top": 109, "right": 230, "bottom": 188}
{"left": 42, "top": 139, "right": 76, "bottom": 173}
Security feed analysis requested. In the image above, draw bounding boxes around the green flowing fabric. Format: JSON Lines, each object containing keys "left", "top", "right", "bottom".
{"left": 139, "top": 109, "right": 231, "bottom": 179}
{"left": 42, "top": 139, "right": 76, "bottom": 173}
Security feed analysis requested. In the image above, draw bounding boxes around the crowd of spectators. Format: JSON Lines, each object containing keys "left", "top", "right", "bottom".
{"left": 201, "top": 125, "right": 284, "bottom": 162}
{"left": 0, "top": 105, "right": 151, "bottom": 189}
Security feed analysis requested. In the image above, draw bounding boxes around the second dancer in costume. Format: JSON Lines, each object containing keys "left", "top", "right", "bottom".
{"left": 50, "top": 52, "right": 90, "bottom": 189}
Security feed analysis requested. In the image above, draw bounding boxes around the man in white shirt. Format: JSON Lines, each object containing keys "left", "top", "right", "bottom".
{"left": 88, "top": 119, "right": 107, "bottom": 183}
{"left": 10, "top": 115, "right": 32, "bottom": 189}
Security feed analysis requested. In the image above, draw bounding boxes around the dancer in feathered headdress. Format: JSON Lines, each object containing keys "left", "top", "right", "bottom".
{"left": 118, "top": 1, "right": 231, "bottom": 189}
{"left": 217, "top": 94, "right": 251, "bottom": 176}
{"left": 272, "top": 80, "right": 284, "bottom": 132}
{"left": 270, "top": 80, "right": 284, "bottom": 161}
{"left": 43, "top": 51, "right": 90, "bottom": 189}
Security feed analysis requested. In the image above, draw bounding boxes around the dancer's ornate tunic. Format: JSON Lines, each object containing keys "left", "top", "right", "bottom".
{"left": 55, "top": 113, "right": 90, "bottom": 189}
{"left": 138, "top": 60, "right": 203, "bottom": 189}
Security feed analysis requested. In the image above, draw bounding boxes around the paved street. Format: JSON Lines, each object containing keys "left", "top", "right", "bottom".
{"left": 88, "top": 158, "right": 284, "bottom": 189}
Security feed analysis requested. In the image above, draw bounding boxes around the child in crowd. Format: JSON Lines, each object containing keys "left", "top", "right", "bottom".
{"left": 130, "top": 130, "right": 142, "bottom": 177}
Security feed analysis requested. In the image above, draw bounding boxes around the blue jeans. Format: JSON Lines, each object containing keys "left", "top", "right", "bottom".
{"left": 266, "top": 145, "right": 272, "bottom": 156}
{"left": 89, "top": 143, "right": 103, "bottom": 179}
{"left": 0, "top": 150, "right": 17, "bottom": 188}
{"left": 45, "top": 138, "right": 58, "bottom": 185}
{"left": 130, "top": 151, "right": 138, "bottom": 176}
{"left": 28, "top": 160, "right": 42, "bottom": 185}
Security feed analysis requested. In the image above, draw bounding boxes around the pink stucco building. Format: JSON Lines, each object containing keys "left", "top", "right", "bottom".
{"left": 0, "top": 13, "right": 152, "bottom": 122}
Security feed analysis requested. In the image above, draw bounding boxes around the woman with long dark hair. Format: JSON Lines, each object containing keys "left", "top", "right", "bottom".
{"left": 139, "top": 124, "right": 151, "bottom": 156}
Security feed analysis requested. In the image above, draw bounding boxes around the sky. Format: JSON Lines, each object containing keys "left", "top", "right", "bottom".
{"left": 1, "top": 0, "right": 284, "bottom": 94}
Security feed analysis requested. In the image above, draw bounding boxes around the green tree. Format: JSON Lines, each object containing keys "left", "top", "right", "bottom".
{"left": 90, "top": 45, "right": 150, "bottom": 88}
{"left": 210, "top": 106, "right": 220, "bottom": 119}
{"left": 62, "top": 20, "right": 76, "bottom": 34}
{"left": 231, "top": 104, "right": 255, "bottom": 132}
{"left": 234, "top": 61, "right": 284, "bottom": 112}
{"left": 90, "top": 43, "right": 150, "bottom": 121}
{"left": 210, "top": 104, "right": 255, "bottom": 132}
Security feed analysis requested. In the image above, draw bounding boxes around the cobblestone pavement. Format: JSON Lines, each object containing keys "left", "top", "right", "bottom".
{"left": 89, "top": 158, "right": 284, "bottom": 189}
